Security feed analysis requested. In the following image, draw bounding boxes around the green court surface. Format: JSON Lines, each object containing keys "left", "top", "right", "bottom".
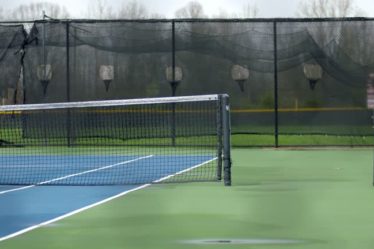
{"left": 2, "top": 148, "right": 374, "bottom": 249}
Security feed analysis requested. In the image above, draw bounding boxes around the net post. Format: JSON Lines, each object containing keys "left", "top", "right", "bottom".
{"left": 171, "top": 20, "right": 176, "bottom": 147}
{"left": 216, "top": 96, "right": 223, "bottom": 181}
{"left": 220, "top": 94, "right": 232, "bottom": 186}
{"left": 66, "top": 21, "right": 71, "bottom": 146}
{"left": 273, "top": 21, "right": 279, "bottom": 148}
{"left": 372, "top": 109, "right": 374, "bottom": 187}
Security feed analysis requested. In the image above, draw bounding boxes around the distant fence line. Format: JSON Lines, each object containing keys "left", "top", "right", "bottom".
{"left": 1, "top": 18, "right": 374, "bottom": 146}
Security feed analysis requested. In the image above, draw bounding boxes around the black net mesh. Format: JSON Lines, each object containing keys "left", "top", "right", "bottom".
{"left": 24, "top": 22, "right": 67, "bottom": 103}
{"left": 0, "top": 24, "right": 26, "bottom": 105}
{"left": 174, "top": 21, "right": 276, "bottom": 146}
{"left": 0, "top": 95, "right": 223, "bottom": 185}
{"left": 24, "top": 21, "right": 173, "bottom": 103}
{"left": 3, "top": 19, "right": 374, "bottom": 146}
{"left": 276, "top": 21, "right": 373, "bottom": 145}
{"left": 69, "top": 22, "right": 173, "bottom": 101}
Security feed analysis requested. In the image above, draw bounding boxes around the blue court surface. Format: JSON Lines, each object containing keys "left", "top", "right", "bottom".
{"left": 0, "top": 155, "right": 216, "bottom": 241}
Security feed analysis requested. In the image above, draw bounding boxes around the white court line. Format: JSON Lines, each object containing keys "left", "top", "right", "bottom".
{"left": 153, "top": 157, "right": 218, "bottom": 183}
{"left": 0, "top": 155, "right": 154, "bottom": 195}
{"left": 0, "top": 157, "right": 217, "bottom": 242}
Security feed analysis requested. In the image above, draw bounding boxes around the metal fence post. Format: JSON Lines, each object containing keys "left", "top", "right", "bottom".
{"left": 273, "top": 21, "right": 279, "bottom": 148}
{"left": 221, "top": 94, "right": 232, "bottom": 186}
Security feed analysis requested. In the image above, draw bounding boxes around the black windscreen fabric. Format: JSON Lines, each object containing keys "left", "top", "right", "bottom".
{"left": 68, "top": 22, "right": 173, "bottom": 101}
{"left": 0, "top": 95, "right": 222, "bottom": 185}
{"left": 174, "top": 21, "right": 275, "bottom": 145}
{"left": 24, "top": 22, "right": 67, "bottom": 103}
{"left": 24, "top": 21, "right": 173, "bottom": 103}
{"left": 0, "top": 25, "right": 26, "bottom": 103}
{"left": 276, "top": 21, "right": 374, "bottom": 144}
{"left": 18, "top": 19, "right": 374, "bottom": 146}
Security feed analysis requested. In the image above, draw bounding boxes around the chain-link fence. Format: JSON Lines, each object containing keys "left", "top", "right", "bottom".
{"left": 2, "top": 18, "right": 374, "bottom": 146}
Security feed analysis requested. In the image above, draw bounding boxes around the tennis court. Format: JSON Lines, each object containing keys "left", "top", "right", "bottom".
{"left": 0, "top": 96, "right": 373, "bottom": 249}
{"left": 0, "top": 94, "right": 233, "bottom": 247}
{"left": 0, "top": 154, "right": 216, "bottom": 185}
{"left": 1, "top": 16, "right": 374, "bottom": 249}
{"left": 0, "top": 153, "right": 216, "bottom": 240}
{"left": 1, "top": 148, "right": 373, "bottom": 249}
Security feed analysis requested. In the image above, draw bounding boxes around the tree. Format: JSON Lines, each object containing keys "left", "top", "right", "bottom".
{"left": 175, "top": 1, "right": 206, "bottom": 18}
{"left": 10, "top": 2, "right": 70, "bottom": 20}
{"left": 239, "top": 3, "right": 259, "bottom": 18}
{"left": 148, "top": 13, "right": 166, "bottom": 19}
{"left": 86, "top": 0, "right": 115, "bottom": 19}
{"left": 117, "top": 1, "right": 148, "bottom": 19}
{"left": 213, "top": 3, "right": 258, "bottom": 18}
{"left": 0, "top": 8, "right": 4, "bottom": 20}
{"left": 297, "top": 0, "right": 370, "bottom": 63}
{"left": 296, "top": 0, "right": 371, "bottom": 109}
{"left": 297, "top": 0, "right": 364, "bottom": 17}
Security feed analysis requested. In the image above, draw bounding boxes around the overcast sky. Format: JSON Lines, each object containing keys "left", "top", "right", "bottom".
{"left": 2, "top": 0, "right": 374, "bottom": 18}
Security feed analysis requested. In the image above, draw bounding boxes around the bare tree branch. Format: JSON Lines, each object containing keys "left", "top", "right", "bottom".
{"left": 213, "top": 3, "right": 258, "bottom": 18}
{"left": 175, "top": 1, "right": 206, "bottom": 18}
{"left": 0, "top": 8, "right": 5, "bottom": 21}
{"left": 297, "top": 0, "right": 365, "bottom": 17}
{"left": 118, "top": 1, "right": 148, "bottom": 19}
{"left": 240, "top": 3, "right": 259, "bottom": 18}
{"left": 10, "top": 2, "right": 70, "bottom": 20}
{"left": 86, "top": 0, "right": 115, "bottom": 19}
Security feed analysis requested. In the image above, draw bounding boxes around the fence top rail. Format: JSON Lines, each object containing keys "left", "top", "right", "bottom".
{"left": 1, "top": 17, "right": 374, "bottom": 25}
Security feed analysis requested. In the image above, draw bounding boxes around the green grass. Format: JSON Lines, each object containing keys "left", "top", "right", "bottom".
{"left": 3, "top": 124, "right": 374, "bottom": 148}
{"left": 2, "top": 148, "right": 374, "bottom": 249}
{"left": 2, "top": 133, "right": 373, "bottom": 148}
{"left": 232, "top": 134, "right": 374, "bottom": 146}
{"left": 233, "top": 124, "right": 374, "bottom": 135}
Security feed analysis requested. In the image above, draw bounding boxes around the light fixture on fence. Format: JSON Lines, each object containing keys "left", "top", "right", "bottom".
{"left": 0, "top": 88, "right": 16, "bottom": 105}
{"left": 99, "top": 65, "right": 114, "bottom": 92}
{"left": 368, "top": 73, "right": 374, "bottom": 84}
{"left": 165, "top": 66, "right": 183, "bottom": 96}
{"left": 231, "top": 64, "right": 249, "bottom": 92}
{"left": 303, "top": 63, "right": 323, "bottom": 90}
{"left": 37, "top": 64, "right": 52, "bottom": 96}
{"left": 366, "top": 73, "right": 374, "bottom": 109}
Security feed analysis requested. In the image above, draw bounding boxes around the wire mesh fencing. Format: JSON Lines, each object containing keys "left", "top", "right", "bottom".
{"left": 1, "top": 18, "right": 374, "bottom": 146}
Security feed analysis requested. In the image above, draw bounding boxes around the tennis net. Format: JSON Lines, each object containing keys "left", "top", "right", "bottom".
{"left": 0, "top": 94, "right": 231, "bottom": 186}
